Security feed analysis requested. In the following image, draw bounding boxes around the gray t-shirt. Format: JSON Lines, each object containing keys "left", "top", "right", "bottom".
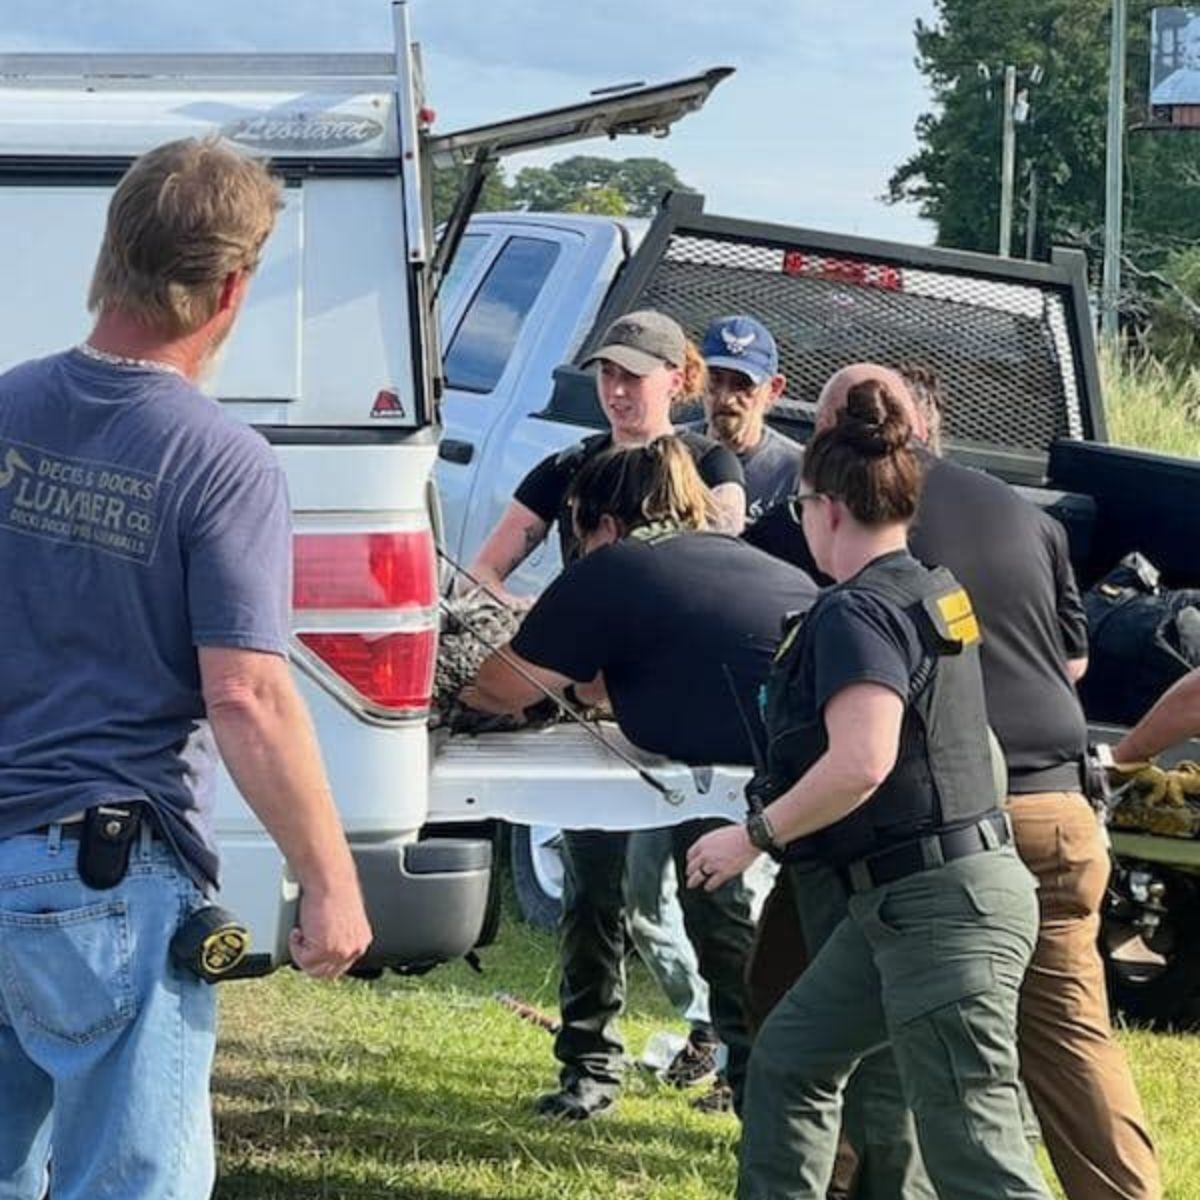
{"left": 688, "top": 421, "right": 802, "bottom": 523}
{"left": 740, "top": 424, "right": 803, "bottom": 522}
{"left": 0, "top": 350, "right": 291, "bottom": 886}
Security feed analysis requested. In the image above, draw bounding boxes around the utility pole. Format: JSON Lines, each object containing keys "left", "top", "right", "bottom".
{"left": 1025, "top": 167, "right": 1039, "bottom": 259}
{"left": 999, "top": 64, "right": 1017, "bottom": 258}
{"left": 1101, "top": 0, "right": 1127, "bottom": 343}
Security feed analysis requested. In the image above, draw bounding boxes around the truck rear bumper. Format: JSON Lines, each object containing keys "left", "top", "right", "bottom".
{"left": 353, "top": 836, "right": 492, "bottom": 972}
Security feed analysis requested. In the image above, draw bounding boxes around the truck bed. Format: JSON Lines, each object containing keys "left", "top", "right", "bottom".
{"left": 429, "top": 723, "right": 750, "bottom": 830}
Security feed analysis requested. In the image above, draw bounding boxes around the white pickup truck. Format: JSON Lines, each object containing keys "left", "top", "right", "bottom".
{"left": 0, "top": 3, "right": 747, "bottom": 975}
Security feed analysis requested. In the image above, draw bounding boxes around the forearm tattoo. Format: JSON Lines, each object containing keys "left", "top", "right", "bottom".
{"left": 503, "top": 524, "right": 544, "bottom": 577}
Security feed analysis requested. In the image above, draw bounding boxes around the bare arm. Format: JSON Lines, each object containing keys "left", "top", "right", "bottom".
{"left": 709, "top": 481, "right": 746, "bottom": 535}
{"left": 461, "top": 644, "right": 575, "bottom": 715}
{"left": 200, "top": 646, "right": 372, "bottom": 977}
{"left": 1066, "top": 656, "right": 1088, "bottom": 684}
{"left": 465, "top": 499, "right": 549, "bottom": 605}
{"left": 765, "top": 684, "right": 904, "bottom": 842}
{"left": 685, "top": 684, "right": 903, "bottom": 891}
{"left": 1113, "top": 666, "right": 1200, "bottom": 763}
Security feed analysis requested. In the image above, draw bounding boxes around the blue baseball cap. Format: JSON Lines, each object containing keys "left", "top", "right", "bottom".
{"left": 700, "top": 314, "right": 779, "bottom": 385}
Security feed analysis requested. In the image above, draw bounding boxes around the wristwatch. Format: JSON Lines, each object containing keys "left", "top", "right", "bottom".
{"left": 745, "top": 809, "right": 782, "bottom": 857}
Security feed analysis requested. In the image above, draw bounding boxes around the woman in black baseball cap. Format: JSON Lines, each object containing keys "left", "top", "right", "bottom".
{"left": 459, "top": 313, "right": 750, "bottom": 1123}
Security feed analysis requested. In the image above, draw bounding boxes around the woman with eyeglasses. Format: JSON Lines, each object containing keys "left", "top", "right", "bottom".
{"left": 687, "top": 379, "right": 1049, "bottom": 1199}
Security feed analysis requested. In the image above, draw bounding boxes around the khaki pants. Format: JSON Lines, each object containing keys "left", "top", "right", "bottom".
{"left": 1007, "top": 791, "right": 1162, "bottom": 1200}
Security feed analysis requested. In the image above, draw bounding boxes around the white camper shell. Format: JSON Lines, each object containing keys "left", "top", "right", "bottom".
{"left": 0, "top": 4, "right": 739, "bottom": 974}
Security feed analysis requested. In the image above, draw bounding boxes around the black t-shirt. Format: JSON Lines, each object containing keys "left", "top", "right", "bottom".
{"left": 746, "top": 453, "right": 1088, "bottom": 777}
{"left": 513, "top": 430, "right": 744, "bottom": 564}
{"left": 775, "top": 570, "right": 929, "bottom": 862}
{"left": 511, "top": 531, "right": 818, "bottom": 765}
{"left": 805, "top": 586, "right": 924, "bottom": 712}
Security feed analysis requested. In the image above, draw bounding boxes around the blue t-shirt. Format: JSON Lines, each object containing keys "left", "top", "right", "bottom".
{"left": 0, "top": 350, "right": 291, "bottom": 886}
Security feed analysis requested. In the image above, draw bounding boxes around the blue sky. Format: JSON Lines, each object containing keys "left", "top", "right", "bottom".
{"left": 3, "top": 0, "right": 938, "bottom": 242}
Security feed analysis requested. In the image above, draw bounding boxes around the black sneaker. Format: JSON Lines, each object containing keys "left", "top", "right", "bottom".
{"left": 533, "top": 1078, "right": 616, "bottom": 1121}
{"left": 663, "top": 1030, "right": 720, "bottom": 1089}
{"left": 691, "top": 1078, "right": 735, "bottom": 1115}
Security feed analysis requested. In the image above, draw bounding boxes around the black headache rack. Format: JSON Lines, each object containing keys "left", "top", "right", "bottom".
{"left": 544, "top": 193, "right": 1105, "bottom": 485}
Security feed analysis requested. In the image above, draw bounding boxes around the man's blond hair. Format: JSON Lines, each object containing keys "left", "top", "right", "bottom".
{"left": 88, "top": 136, "right": 283, "bottom": 337}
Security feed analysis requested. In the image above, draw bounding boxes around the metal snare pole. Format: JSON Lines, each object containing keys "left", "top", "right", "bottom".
{"left": 722, "top": 662, "right": 772, "bottom": 814}
{"left": 435, "top": 546, "right": 686, "bottom": 806}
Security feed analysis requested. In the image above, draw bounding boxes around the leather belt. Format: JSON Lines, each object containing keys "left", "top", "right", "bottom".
{"left": 843, "top": 810, "right": 1012, "bottom": 894}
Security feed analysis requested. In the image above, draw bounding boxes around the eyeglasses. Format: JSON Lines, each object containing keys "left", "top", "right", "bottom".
{"left": 787, "top": 492, "right": 826, "bottom": 524}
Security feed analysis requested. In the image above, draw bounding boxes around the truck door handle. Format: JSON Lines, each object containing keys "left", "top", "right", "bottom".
{"left": 438, "top": 438, "right": 475, "bottom": 465}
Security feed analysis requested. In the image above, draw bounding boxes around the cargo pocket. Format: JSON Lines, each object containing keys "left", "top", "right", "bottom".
{"left": 896, "top": 985, "right": 1023, "bottom": 1129}
{"left": 0, "top": 900, "right": 136, "bottom": 1043}
{"left": 882, "top": 955, "right": 995, "bottom": 1029}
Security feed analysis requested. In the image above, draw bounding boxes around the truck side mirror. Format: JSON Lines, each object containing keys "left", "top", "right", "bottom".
{"left": 539, "top": 364, "right": 605, "bottom": 428}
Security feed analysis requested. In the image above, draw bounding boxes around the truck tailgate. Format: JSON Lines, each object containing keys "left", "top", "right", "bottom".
{"left": 429, "top": 723, "right": 750, "bottom": 830}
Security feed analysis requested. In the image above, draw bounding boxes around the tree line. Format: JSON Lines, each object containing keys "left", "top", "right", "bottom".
{"left": 433, "top": 155, "right": 692, "bottom": 224}
{"left": 889, "top": 0, "right": 1200, "bottom": 360}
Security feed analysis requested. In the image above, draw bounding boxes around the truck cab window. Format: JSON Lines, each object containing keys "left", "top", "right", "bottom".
{"left": 438, "top": 232, "right": 488, "bottom": 315}
{"left": 444, "top": 236, "right": 561, "bottom": 393}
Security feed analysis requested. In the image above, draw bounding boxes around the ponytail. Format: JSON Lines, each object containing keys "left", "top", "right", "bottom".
{"left": 801, "top": 379, "right": 922, "bottom": 525}
{"left": 672, "top": 340, "right": 709, "bottom": 412}
{"left": 570, "top": 436, "right": 712, "bottom": 540}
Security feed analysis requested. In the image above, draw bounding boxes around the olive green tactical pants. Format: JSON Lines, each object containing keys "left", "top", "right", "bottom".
{"left": 785, "top": 861, "right": 937, "bottom": 1200}
{"left": 738, "top": 847, "right": 1050, "bottom": 1200}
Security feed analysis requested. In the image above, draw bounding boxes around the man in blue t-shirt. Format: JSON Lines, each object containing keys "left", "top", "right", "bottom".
{"left": 0, "top": 138, "right": 370, "bottom": 1200}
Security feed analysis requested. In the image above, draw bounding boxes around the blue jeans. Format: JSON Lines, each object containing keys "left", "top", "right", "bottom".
{"left": 624, "top": 828, "right": 712, "bottom": 1028}
{"left": 0, "top": 825, "right": 217, "bottom": 1200}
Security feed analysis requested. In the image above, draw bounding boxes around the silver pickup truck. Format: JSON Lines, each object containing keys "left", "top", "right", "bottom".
{"left": 435, "top": 195, "right": 1200, "bottom": 1029}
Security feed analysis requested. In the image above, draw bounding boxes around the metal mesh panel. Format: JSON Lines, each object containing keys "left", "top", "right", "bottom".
{"left": 635, "top": 232, "right": 1087, "bottom": 454}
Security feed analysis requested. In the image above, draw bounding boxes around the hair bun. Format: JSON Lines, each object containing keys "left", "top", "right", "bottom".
{"left": 837, "top": 381, "right": 912, "bottom": 457}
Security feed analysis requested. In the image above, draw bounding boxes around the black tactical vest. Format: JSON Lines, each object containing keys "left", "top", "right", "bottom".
{"left": 763, "top": 552, "right": 998, "bottom": 865}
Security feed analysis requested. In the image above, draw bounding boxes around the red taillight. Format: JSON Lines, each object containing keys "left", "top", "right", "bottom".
{"left": 293, "top": 531, "right": 436, "bottom": 609}
{"left": 782, "top": 251, "right": 902, "bottom": 291}
{"left": 292, "top": 528, "right": 437, "bottom": 717}
{"left": 295, "top": 631, "right": 436, "bottom": 711}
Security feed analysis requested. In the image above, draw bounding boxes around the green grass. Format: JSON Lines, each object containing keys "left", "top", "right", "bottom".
{"left": 208, "top": 345, "right": 1200, "bottom": 1198}
{"left": 1101, "top": 344, "right": 1200, "bottom": 457}
{"left": 212, "top": 908, "right": 1199, "bottom": 1200}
